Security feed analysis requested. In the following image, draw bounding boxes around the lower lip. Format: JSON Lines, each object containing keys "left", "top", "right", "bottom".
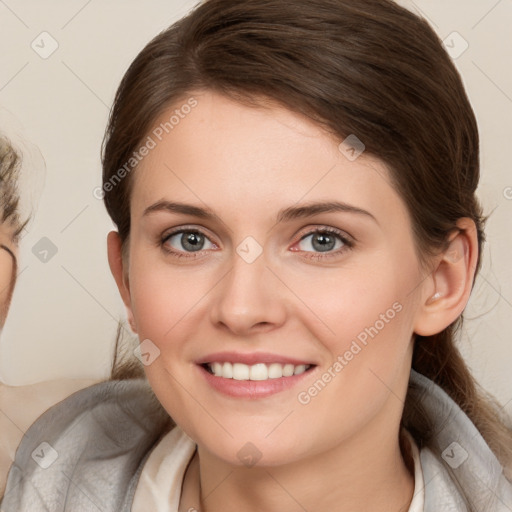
{"left": 197, "top": 364, "right": 316, "bottom": 399}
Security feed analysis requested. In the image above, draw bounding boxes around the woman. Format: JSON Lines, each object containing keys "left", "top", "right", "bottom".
{"left": 0, "top": 136, "right": 97, "bottom": 498}
{"left": 2, "top": 0, "right": 511, "bottom": 510}
{"left": 0, "top": 136, "right": 24, "bottom": 327}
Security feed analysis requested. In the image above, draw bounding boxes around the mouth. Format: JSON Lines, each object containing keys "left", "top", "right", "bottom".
{"left": 197, "top": 359, "right": 317, "bottom": 399}
{"left": 195, "top": 352, "right": 318, "bottom": 398}
{"left": 201, "top": 361, "right": 315, "bottom": 381}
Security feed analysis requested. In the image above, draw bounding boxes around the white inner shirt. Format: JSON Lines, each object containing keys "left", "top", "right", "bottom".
{"left": 132, "top": 426, "right": 425, "bottom": 511}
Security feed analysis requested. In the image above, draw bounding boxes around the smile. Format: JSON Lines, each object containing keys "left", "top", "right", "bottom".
{"left": 204, "top": 362, "right": 314, "bottom": 381}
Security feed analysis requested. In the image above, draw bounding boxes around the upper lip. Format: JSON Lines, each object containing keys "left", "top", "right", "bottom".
{"left": 195, "top": 352, "right": 316, "bottom": 366}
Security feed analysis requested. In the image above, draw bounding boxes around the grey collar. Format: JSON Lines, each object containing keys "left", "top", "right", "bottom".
{"left": 1, "top": 371, "right": 511, "bottom": 511}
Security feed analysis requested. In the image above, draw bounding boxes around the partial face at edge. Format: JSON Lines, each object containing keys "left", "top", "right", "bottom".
{"left": 0, "top": 222, "right": 17, "bottom": 327}
{"left": 111, "top": 90, "right": 433, "bottom": 467}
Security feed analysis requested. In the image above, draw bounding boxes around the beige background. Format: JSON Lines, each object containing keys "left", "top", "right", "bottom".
{"left": 0, "top": 1, "right": 510, "bottom": 415}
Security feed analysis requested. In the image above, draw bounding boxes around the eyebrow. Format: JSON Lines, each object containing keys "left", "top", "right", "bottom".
{"left": 276, "top": 201, "right": 378, "bottom": 225}
{"left": 143, "top": 200, "right": 378, "bottom": 226}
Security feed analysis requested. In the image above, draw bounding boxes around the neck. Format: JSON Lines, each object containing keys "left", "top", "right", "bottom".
{"left": 180, "top": 414, "right": 415, "bottom": 512}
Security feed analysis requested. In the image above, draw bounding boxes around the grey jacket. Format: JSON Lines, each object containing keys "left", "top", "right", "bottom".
{"left": 1, "top": 369, "right": 511, "bottom": 511}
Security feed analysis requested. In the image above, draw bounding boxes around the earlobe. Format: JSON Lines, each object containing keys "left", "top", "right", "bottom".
{"left": 107, "top": 231, "right": 137, "bottom": 333}
{"left": 413, "top": 218, "right": 478, "bottom": 337}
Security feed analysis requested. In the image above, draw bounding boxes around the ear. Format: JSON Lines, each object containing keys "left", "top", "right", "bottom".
{"left": 107, "top": 231, "right": 137, "bottom": 333}
{"left": 413, "top": 218, "right": 479, "bottom": 336}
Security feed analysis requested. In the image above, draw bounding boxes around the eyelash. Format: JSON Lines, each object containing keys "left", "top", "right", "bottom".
{"left": 160, "top": 226, "right": 354, "bottom": 261}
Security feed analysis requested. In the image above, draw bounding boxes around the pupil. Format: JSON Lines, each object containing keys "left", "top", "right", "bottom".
{"left": 183, "top": 232, "right": 203, "bottom": 251}
{"left": 313, "top": 233, "right": 334, "bottom": 252}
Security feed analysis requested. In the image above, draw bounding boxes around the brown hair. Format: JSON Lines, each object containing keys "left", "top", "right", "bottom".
{"left": 0, "top": 136, "right": 25, "bottom": 239}
{"left": 102, "top": 0, "right": 512, "bottom": 497}
{"left": 0, "top": 136, "right": 25, "bottom": 321}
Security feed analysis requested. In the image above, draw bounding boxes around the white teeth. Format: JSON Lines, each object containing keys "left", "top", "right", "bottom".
{"left": 232, "top": 363, "right": 250, "bottom": 380}
{"left": 222, "top": 362, "right": 233, "bottom": 378}
{"left": 294, "top": 364, "right": 307, "bottom": 375}
{"left": 249, "top": 363, "right": 268, "bottom": 381}
{"left": 206, "top": 362, "right": 312, "bottom": 380}
{"left": 268, "top": 363, "right": 283, "bottom": 379}
{"left": 282, "top": 364, "right": 295, "bottom": 377}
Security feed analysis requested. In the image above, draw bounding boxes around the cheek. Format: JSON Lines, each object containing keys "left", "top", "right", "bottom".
{"left": 286, "top": 256, "right": 411, "bottom": 350}
{"left": 0, "top": 252, "right": 13, "bottom": 295}
{"left": 0, "top": 268, "right": 12, "bottom": 297}
{"left": 0, "top": 252, "right": 14, "bottom": 325}
{"left": 287, "top": 254, "right": 418, "bottom": 417}
{"left": 128, "top": 254, "right": 212, "bottom": 343}
{"left": 289, "top": 257, "right": 418, "bottom": 424}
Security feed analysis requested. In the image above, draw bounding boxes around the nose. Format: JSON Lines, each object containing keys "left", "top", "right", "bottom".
{"left": 209, "top": 248, "right": 287, "bottom": 336}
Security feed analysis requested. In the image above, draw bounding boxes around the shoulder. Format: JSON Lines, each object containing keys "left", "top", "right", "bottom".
{"left": 407, "top": 370, "right": 512, "bottom": 511}
{"left": 0, "top": 378, "right": 97, "bottom": 497}
{"left": 1, "top": 378, "right": 173, "bottom": 512}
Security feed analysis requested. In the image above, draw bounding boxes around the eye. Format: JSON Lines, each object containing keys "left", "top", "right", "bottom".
{"left": 292, "top": 227, "right": 353, "bottom": 259}
{"left": 161, "top": 228, "right": 216, "bottom": 257}
{"left": 159, "top": 226, "right": 353, "bottom": 260}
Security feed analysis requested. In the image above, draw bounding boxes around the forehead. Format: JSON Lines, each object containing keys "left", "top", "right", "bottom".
{"left": 131, "top": 91, "right": 409, "bottom": 226}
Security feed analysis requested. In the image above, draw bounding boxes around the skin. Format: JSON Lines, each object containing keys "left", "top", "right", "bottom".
{"left": 108, "top": 90, "right": 478, "bottom": 512}
{"left": 0, "top": 222, "right": 17, "bottom": 328}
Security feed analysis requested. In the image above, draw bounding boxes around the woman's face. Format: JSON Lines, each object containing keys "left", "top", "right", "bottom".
{"left": 114, "top": 90, "right": 432, "bottom": 467}
{"left": 0, "top": 222, "right": 16, "bottom": 327}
